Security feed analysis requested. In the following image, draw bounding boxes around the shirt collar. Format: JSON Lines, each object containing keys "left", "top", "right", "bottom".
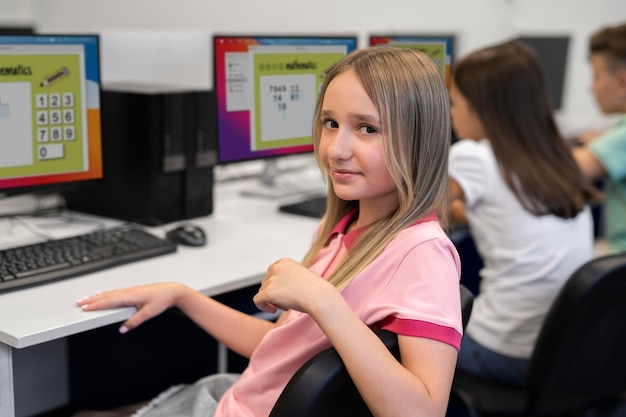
{"left": 326, "top": 209, "right": 362, "bottom": 250}
{"left": 327, "top": 209, "right": 439, "bottom": 251}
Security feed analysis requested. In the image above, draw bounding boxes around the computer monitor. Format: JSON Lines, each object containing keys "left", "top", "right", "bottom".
{"left": 517, "top": 35, "right": 570, "bottom": 111}
{"left": 369, "top": 34, "right": 455, "bottom": 88}
{"left": 212, "top": 34, "right": 357, "bottom": 196}
{"left": 370, "top": 34, "right": 459, "bottom": 143}
{"left": 0, "top": 34, "right": 103, "bottom": 199}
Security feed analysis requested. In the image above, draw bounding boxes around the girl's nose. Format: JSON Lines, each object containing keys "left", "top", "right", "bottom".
{"left": 327, "top": 129, "right": 353, "bottom": 160}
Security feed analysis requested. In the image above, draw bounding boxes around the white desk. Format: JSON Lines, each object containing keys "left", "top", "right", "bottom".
{"left": 0, "top": 175, "right": 321, "bottom": 417}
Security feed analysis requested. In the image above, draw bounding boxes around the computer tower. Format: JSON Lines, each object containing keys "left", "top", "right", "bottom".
{"left": 185, "top": 89, "right": 217, "bottom": 219}
{"left": 63, "top": 83, "right": 216, "bottom": 226}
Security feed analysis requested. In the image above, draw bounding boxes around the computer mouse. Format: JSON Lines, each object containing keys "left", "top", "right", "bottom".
{"left": 166, "top": 224, "right": 207, "bottom": 247}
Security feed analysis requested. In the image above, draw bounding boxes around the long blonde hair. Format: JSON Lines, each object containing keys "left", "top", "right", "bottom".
{"left": 302, "top": 46, "right": 451, "bottom": 290}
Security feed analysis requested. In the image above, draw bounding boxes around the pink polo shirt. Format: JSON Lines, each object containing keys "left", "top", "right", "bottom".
{"left": 215, "top": 210, "right": 462, "bottom": 417}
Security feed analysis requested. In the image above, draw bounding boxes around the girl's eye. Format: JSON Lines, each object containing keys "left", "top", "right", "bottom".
{"left": 322, "top": 119, "right": 338, "bottom": 129}
{"left": 358, "top": 125, "right": 378, "bottom": 134}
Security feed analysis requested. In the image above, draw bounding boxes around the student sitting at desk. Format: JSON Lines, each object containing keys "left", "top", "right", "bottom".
{"left": 447, "top": 40, "right": 600, "bottom": 386}
{"left": 75, "top": 46, "right": 463, "bottom": 417}
{"left": 573, "top": 21, "right": 626, "bottom": 254}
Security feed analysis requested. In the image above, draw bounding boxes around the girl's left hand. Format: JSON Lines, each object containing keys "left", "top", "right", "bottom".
{"left": 253, "top": 257, "right": 336, "bottom": 314}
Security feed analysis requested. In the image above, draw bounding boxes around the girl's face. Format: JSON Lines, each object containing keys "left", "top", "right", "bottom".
{"left": 318, "top": 69, "right": 397, "bottom": 219}
{"left": 449, "top": 81, "right": 486, "bottom": 140}
{"left": 590, "top": 53, "right": 626, "bottom": 114}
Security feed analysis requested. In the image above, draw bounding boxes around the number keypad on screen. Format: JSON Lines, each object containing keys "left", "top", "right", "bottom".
{"left": 35, "top": 92, "right": 76, "bottom": 160}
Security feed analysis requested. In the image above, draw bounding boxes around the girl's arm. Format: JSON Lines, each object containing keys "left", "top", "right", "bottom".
{"left": 77, "top": 282, "right": 274, "bottom": 358}
{"left": 448, "top": 177, "right": 468, "bottom": 226}
{"left": 314, "top": 293, "right": 456, "bottom": 417}
{"left": 448, "top": 177, "right": 465, "bottom": 202}
{"left": 254, "top": 258, "right": 458, "bottom": 417}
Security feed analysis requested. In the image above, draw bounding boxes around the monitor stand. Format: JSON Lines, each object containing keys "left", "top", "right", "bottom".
{"left": 239, "top": 159, "right": 324, "bottom": 199}
{"left": 0, "top": 192, "right": 65, "bottom": 217}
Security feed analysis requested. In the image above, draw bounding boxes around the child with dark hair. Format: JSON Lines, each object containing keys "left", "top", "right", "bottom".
{"left": 574, "top": 21, "right": 626, "bottom": 254}
{"left": 448, "top": 40, "right": 600, "bottom": 385}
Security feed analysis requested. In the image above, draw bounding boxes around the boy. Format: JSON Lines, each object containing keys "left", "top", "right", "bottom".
{"left": 574, "top": 22, "right": 626, "bottom": 254}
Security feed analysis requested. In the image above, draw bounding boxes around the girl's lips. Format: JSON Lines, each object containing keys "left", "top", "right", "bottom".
{"left": 331, "top": 169, "right": 359, "bottom": 179}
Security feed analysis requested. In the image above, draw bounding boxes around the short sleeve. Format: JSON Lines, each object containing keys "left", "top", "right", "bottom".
{"left": 448, "top": 139, "right": 496, "bottom": 207}
{"left": 589, "top": 118, "right": 626, "bottom": 181}
{"left": 376, "top": 236, "right": 463, "bottom": 350}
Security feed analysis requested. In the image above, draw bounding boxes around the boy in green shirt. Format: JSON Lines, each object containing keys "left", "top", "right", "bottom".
{"left": 574, "top": 22, "right": 626, "bottom": 253}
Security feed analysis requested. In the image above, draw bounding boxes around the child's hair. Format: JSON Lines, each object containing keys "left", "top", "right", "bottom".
{"left": 590, "top": 22, "right": 626, "bottom": 71}
{"left": 452, "top": 40, "right": 600, "bottom": 219}
{"left": 302, "top": 46, "right": 452, "bottom": 291}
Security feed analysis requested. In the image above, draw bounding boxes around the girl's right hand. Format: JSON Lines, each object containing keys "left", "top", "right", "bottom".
{"left": 76, "top": 282, "right": 189, "bottom": 333}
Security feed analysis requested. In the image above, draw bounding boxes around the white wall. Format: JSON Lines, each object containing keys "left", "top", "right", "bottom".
{"left": 4, "top": 0, "right": 626, "bottom": 129}
{"left": 0, "top": 0, "right": 32, "bottom": 26}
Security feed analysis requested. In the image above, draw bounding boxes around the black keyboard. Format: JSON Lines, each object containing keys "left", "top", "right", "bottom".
{"left": 0, "top": 224, "right": 177, "bottom": 294}
{"left": 279, "top": 196, "right": 327, "bottom": 218}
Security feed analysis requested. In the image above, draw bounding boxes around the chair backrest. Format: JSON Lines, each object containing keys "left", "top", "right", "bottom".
{"left": 525, "top": 253, "right": 626, "bottom": 406}
{"left": 460, "top": 284, "right": 474, "bottom": 331}
{"left": 269, "top": 284, "right": 474, "bottom": 417}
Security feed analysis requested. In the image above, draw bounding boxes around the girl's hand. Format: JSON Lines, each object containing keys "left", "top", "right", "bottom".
{"left": 254, "top": 258, "right": 336, "bottom": 315}
{"left": 76, "top": 282, "right": 188, "bottom": 333}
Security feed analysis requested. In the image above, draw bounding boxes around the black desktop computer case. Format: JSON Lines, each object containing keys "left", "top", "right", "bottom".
{"left": 63, "top": 84, "right": 217, "bottom": 226}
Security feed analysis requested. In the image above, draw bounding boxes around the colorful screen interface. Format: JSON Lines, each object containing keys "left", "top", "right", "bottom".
{"left": 0, "top": 34, "right": 102, "bottom": 193}
{"left": 370, "top": 35, "right": 454, "bottom": 87}
{"left": 213, "top": 35, "right": 357, "bottom": 163}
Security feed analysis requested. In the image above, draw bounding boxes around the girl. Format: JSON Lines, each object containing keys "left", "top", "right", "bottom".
{"left": 76, "top": 46, "right": 463, "bottom": 417}
{"left": 448, "top": 40, "right": 601, "bottom": 385}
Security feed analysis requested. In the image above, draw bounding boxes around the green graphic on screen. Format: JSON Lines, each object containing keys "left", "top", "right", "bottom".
{"left": 393, "top": 43, "right": 447, "bottom": 79}
{"left": 251, "top": 52, "right": 344, "bottom": 151}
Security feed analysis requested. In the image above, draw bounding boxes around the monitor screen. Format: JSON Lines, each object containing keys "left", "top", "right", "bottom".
{"left": 517, "top": 36, "right": 570, "bottom": 111}
{"left": 0, "top": 34, "right": 103, "bottom": 196}
{"left": 369, "top": 34, "right": 455, "bottom": 88}
{"left": 213, "top": 35, "right": 358, "bottom": 165}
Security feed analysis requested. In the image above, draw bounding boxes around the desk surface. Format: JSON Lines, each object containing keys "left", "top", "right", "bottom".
{"left": 0, "top": 174, "right": 321, "bottom": 349}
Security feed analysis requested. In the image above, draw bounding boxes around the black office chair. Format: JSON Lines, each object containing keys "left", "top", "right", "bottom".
{"left": 269, "top": 284, "right": 475, "bottom": 417}
{"left": 449, "top": 252, "right": 626, "bottom": 417}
